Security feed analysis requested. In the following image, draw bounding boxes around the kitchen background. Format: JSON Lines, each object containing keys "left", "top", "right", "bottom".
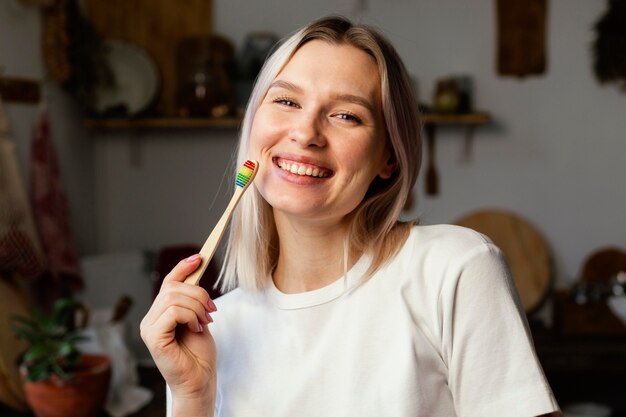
{"left": 1, "top": 0, "right": 625, "bottom": 415}
{"left": 3, "top": 0, "right": 624, "bottom": 283}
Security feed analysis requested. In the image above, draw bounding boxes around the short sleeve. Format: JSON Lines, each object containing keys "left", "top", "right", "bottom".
{"left": 443, "top": 243, "right": 560, "bottom": 417}
{"left": 166, "top": 384, "right": 172, "bottom": 417}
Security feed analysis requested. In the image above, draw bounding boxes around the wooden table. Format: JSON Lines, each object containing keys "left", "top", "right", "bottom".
{"left": 531, "top": 322, "right": 626, "bottom": 415}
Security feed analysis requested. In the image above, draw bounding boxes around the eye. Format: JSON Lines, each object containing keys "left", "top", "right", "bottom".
{"left": 334, "top": 112, "right": 362, "bottom": 124}
{"left": 272, "top": 96, "right": 300, "bottom": 108}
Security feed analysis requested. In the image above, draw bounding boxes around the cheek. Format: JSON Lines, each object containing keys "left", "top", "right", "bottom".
{"left": 343, "top": 138, "right": 387, "bottom": 179}
{"left": 248, "top": 118, "right": 265, "bottom": 154}
{"left": 249, "top": 110, "right": 282, "bottom": 155}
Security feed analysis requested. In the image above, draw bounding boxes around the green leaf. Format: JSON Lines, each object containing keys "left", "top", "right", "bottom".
{"left": 26, "top": 362, "right": 50, "bottom": 382}
{"left": 22, "top": 345, "right": 48, "bottom": 362}
{"left": 67, "top": 333, "right": 89, "bottom": 344}
{"left": 11, "top": 315, "right": 37, "bottom": 328}
{"left": 13, "top": 328, "right": 36, "bottom": 342}
{"left": 42, "top": 321, "right": 61, "bottom": 336}
{"left": 52, "top": 298, "right": 78, "bottom": 313}
{"left": 51, "top": 362, "right": 69, "bottom": 380}
{"left": 57, "top": 341, "right": 73, "bottom": 357}
{"left": 11, "top": 315, "right": 40, "bottom": 339}
{"left": 52, "top": 298, "right": 82, "bottom": 327}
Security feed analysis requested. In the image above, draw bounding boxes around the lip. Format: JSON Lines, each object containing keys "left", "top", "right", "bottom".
{"left": 271, "top": 154, "right": 334, "bottom": 178}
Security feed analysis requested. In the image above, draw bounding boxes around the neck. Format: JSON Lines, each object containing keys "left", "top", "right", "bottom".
{"left": 272, "top": 213, "right": 359, "bottom": 294}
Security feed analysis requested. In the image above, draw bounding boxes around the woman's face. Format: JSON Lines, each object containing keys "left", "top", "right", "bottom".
{"left": 249, "top": 40, "right": 392, "bottom": 225}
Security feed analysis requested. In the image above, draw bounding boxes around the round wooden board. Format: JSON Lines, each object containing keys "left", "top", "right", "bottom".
{"left": 455, "top": 209, "right": 552, "bottom": 313}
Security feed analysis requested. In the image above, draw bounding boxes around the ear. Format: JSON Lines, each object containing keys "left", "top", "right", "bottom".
{"left": 378, "top": 154, "right": 396, "bottom": 180}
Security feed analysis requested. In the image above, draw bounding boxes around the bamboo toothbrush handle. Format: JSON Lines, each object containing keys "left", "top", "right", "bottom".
{"left": 184, "top": 186, "right": 246, "bottom": 286}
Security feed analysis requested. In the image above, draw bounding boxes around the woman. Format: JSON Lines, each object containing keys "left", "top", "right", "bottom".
{"left": 141, "top": 16, "right": 560, "bottom": 417}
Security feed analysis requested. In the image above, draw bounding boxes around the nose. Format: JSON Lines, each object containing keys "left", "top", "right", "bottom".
{"left": 289, "top": 111, "right": 326, "bottom": 148}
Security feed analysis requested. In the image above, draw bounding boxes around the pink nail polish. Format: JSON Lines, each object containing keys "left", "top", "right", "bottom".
{"left": 206, "top": 312, "right": 214, "bottom": 323}
{"left": 207, "top": 298, "right": 217, "bottom": 312}
{"left": 198, "top": 323, "right": 204, "bottom": 332}
{"left": 186, "top": 254, "right": 200, "bottom": 263}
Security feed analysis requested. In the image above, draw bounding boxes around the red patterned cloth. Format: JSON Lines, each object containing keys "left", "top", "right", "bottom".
{"left": 30, "top": 112, "right": 82, "bottom": 304}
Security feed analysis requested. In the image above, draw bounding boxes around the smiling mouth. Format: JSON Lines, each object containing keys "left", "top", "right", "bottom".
{"left": 274, "top": 158, "right": 332, "bottom": 178}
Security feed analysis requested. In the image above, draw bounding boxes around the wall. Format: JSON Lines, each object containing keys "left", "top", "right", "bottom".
{"left": 1, "top": 2, "right": 43, "bottom": 179}
{"left": 0, "top": 1, "right": 97, "bottom": 255}
{"left": 94, "top": 0, "right": 625, "bottom": 284}
{"left": 2, "top": 1, "right": 626, "bottom": 357}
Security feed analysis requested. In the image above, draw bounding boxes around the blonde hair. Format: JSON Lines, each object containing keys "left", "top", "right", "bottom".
{"left": 219, "top": 16, "right": 422, "bottom": 292}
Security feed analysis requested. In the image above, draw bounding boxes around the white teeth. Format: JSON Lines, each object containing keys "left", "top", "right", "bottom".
{"left": 277, "top": 160, "right": 328, "bottom": 178}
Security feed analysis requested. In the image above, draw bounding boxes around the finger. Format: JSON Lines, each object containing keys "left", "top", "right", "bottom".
{"left": 160, "top": 281, "right": 217, "bottom": 313}
{"left": 162, "top": 254, "right": 202, "bottom": 284}
{"left": 142, "top": 305, "right": 204, "bottom": 353}
{"left": 141, "top": 303, "right": 197, "bottom": 343}
{"left": 160, "top": 304, "right": 204, "bottom": 337}
{"left": 167, "top": 305, "right": 204, "bottom": 334}
{"left": 147, "top": 287, "right": 213, "bottom": 327}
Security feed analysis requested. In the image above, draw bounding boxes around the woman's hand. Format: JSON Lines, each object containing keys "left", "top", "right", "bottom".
{"left": 140, "top": 254, "right": 217, "bottom": 414}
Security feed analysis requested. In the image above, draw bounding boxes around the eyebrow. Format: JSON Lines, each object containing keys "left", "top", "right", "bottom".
{"left": 268, "top": 80, "right": 303, "bottom": 94}
{"left": 268, "top": 79, "right": 376, "bottom": 114}
{"left": 334, "top": 93, "right": 376, "bottom": 115}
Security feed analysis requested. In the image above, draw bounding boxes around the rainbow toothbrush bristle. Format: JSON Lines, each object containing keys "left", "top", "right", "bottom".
{"left": 236, "top": 160, "right": 257, "bottom": 188}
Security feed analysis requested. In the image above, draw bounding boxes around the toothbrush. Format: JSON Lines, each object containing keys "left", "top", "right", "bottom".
{"left": 184, "top": 159, "right": 259, "bottom": 286}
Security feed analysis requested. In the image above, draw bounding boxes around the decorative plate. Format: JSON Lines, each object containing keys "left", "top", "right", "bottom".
{"left": 92, "top": 41, "right": 160, "bottom": 116}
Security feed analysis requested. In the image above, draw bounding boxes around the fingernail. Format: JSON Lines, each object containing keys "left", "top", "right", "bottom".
{"left": 198, "top": 323, "right": 204, "bottom": 332}
{"left": 206, "top": 312, "right": 214, "bottom": 323}
{"left": 207, "top": 298, "right": 217, "bottom": 312}
{"left": 186, "top": 254, "right": 201, "bottom": 263}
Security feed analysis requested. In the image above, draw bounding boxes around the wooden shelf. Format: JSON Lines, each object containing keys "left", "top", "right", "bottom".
{"left": 83, "top": 112, "right": 493, "bottom": 199}
{"left": 83, "top": 112, "right": 491, "bottom": 130}
{"left": 0, "top": 76, "right": 41, "bottom": 104}
{"left": 83, "top": 116, "right": 242, "bottom": 129}
{"left": 422, "top": 111, "right": 491, "bottom": 125}
{"left": 421, "top": 111, "right": 493, "bottom": 196}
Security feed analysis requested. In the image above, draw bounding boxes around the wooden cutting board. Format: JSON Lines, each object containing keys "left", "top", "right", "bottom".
{"left": 455, "top": 209, "right": 552, "bottom": 313}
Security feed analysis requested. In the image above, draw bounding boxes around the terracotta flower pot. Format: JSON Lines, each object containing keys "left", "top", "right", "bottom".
{"left": 21, "top": 354, "right": 111, "bottom": 417}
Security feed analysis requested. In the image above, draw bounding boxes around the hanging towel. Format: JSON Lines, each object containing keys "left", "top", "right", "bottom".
{"left": 0, "top": 97, "right": 44, "bottom": 279}
{"left": 30, "top": 111, "right": 83, "bottom": 304}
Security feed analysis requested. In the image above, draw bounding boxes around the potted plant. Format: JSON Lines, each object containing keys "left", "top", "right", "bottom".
{"left": 12, "top": 297, "right": 111, "bottom": 417}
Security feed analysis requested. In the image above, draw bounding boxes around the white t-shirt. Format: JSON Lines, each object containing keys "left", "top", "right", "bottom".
{"left": 168, "top": 224, "right": 560, "bottom": 417}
